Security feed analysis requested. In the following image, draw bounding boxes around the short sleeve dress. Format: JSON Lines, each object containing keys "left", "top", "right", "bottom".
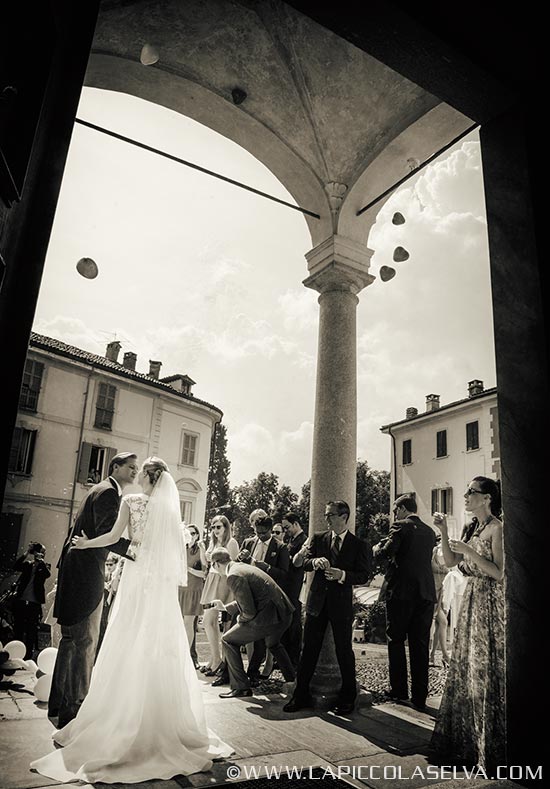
{"left": 178, "top": 545, "right": 205, "bottom": 616}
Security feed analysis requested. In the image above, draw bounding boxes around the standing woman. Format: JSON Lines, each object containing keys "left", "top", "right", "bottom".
{"left": 199, "top": 515, "right": 239, "bottom": 674}
{"left": 431, "top": 476, "right": 505, "bottom": 772}
{"left": 179, "top": 525, "right": 207, "bottom": 669}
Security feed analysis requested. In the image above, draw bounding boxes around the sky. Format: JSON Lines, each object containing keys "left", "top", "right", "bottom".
{"left": 33, "top": 87, "right": 496, "bottom": 494}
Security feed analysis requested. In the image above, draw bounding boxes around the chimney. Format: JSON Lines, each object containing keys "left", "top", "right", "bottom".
{"left": 426, "top": 394, "right": 440, "bottom": 412}
{"left": 149, "top": 360, "right": 162, "bottom": 379}
{"left": 105, "top": 341, "right": 121, "bottom": 363}
{"left": 468, "top": 379, "right": 484, "bottom": 397}
{"left": 123, "top": 351, "right": 137, "bottom": 371}
{"left": 406, "top": 407, "right": 418, "bottom": 419}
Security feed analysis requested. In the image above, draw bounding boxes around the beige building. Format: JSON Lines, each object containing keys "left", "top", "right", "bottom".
{"left": 380, "top": 380, "right": 499, "bottom": 538}
{"left": 1, "top": 335, "right": 222, "bottom": 586}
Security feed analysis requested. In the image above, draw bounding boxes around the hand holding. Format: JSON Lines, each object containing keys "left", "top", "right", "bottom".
{"left": 211, "top": 599, "right": 226, "bottom": 611}
{"left": 72, "top": 531, "right": 90, "bottom": 549}
{"left": 314, "top": 557, "right": 330, "bottom": 571}
{"left": 433, "top": 512, "right": 448, "bottom": 531}
{"left": 449, "top": 538, "right": 470, "bottom": 555}
{"left": 324, "top": 566, "right": 343, "bottom": 582}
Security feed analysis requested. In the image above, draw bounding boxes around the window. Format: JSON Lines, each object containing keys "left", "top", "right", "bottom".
{"left": 77, "top": 443, "right": 118, "bottom": 484}
{"left": 181, "top": 432, "right": 198, "bottom": 466}
{"left": 9, "top": 427, "right": 37, "bottom": 474}
{"left": 431, "top": 487, "right": 453, "bottom": 515}
{"left": 436, "top": 429, "right": 447, "bottom": 458}
{"left": 94, "top": 382, "right": 116, "bottom": 430}
{"left": 466, "top": 421, "right": 479, "bottom": 451}
{"left": 402, "top": 439, "right": 412, "bottom": 465}
{"left": 19, "top": 359, "right": 44, "bottom": 412}
{"left": 180, "top": 500, "right": 193, "bottom": 524}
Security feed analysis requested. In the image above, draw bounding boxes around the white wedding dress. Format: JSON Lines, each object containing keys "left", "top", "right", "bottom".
{"left": 31, "top": 473, "right": 233, "bottom": 784}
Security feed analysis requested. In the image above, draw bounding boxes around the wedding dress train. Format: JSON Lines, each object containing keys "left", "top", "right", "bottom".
{"left": 31, "top": 476, "right": 233, "bottom": 783}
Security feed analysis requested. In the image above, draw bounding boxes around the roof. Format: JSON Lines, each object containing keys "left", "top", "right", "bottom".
{"left": 29, "top": 333, "right": 222, "bottom": 418}
{"left": 380, "top": 387, "right": 497, "bottom": 431}
{"left": 161, "top": 373, "right": 196, "bottom": 385}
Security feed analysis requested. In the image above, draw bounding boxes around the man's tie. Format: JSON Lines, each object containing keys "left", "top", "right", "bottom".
{"left": 330, "top": 534, "right": 341, "bottom": 565}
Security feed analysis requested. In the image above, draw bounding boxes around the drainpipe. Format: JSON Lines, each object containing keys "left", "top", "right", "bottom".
{"left": 67, "top": 368, "right": 93, "bottom": 535}
{"left": 388, "top": 425, "right": 398, "bottom": 501}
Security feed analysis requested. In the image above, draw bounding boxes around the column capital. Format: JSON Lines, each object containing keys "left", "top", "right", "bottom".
{"left": 303, "top": 234, "right": 375, "bottom": 295}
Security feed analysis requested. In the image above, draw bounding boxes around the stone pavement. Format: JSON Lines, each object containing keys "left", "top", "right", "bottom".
{"left": 0, "top": 641, "right": 523, "bottom": 789}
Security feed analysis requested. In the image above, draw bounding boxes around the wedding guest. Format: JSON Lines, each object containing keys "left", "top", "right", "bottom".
{"left": 44, "top": 583, "right": 61, "bottom": 649}
{"left": 431, "top": 477, "right": 504, "bottom": 772}
{"left": 429, "top": 537, "right": 450, "bottom": 668}
{"left": 272, "top": 524, "right": 284, "bottom": 544}
{"left": 13, "top": 542, "right": 51, "bottom": 659}
{"left": 96, "top": 555, "right": 119, "bottom": 655}
{"left": 199, "top": 515, "right": 239, "bottom": 675}
{"left": 178, "top": 525, "right": 207, "bottom": 669}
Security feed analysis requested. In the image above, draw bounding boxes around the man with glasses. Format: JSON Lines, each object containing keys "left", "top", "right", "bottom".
{"left": 283, "top": 501, "right": 370, "bottom": 715}
{"left": 281, "top": 513, "right": 308, "bottom": 669}
{"left": 373, "top": 493, "right": 437, "bottom": 711}
{"left": 240, "top": 514, "right": 290, "bottom": 684}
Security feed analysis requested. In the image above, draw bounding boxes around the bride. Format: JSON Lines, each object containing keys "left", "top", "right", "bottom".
{"left": 31, "top": 457, "right": 233, "bottom": 784}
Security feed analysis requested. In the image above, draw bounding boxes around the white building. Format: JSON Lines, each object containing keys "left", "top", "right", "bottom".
{"left": 1, "top": 335, "right": 222, "bottom": 585}
{"left": 380, "top": 380, "right": 499, "bottom": 539}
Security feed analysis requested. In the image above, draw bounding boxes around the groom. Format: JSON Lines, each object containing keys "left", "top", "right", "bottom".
{"left": 48, "top": 452, "right": 138, "bottom": 726}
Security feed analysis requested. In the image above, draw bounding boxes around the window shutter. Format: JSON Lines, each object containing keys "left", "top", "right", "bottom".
{"left": 105, "top": 446, "right": 118, "bottom": 478}
{"left": 447, "top": 487, "right": 453, "bottom": 515}
{"left": 431, "top": 489, "right": 438, "bottom": 514}
{"left": 77, "top": 442, "right": 93, "bottom": 483}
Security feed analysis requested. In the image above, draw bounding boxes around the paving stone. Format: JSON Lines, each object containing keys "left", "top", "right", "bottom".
{"left": 0, "top": 718, "right": 59, "bottom": 789}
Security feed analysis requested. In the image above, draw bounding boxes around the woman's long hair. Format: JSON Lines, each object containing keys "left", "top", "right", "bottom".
{"left": 208, "top": 515, "right": 232, "bottom": 552}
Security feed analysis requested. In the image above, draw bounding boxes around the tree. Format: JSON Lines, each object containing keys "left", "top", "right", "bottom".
{"left": 205, "top": 423, "right": 231, "bottom": 522}
{"left": 271, "top": 484, "right": 299, "bottom": 524}
{"left": 355, "top": 461, "right": 390, "bottom": 540}
{"left": 297, "top": 480, "right": 311, "bottom": 533}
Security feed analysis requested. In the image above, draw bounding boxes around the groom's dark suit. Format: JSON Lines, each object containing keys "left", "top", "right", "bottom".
{"left": 376, "top": 514, "right": 437, "bottom": 706}
{"left": 49, "top": 477, "right": 131, "bottom": 724}
{"left": 292, "top": 529, "right": 370, "bottom": 706}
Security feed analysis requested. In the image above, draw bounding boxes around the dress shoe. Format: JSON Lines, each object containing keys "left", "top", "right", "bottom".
{"left": 247, "top": 673, "right": 262, "bottom": 687}
{"left": 381, "top": 689, "right": 408, "bottom": 703}
{"left": 409, "top": 699, "right": 428, "bottom": 712}
{"left": 204, "top": 663, "right": 223, "bottom": 676}
{"left": 330, "top": 702, "right": 355, "bottom": 715}
{"left": 219, "top": 688, "right": 253, "bottom": 698}
{"left": 211, "top": 675, "right": 229, "bottom": 687}
{"left": 282, "top": 697, "right": 314, "bottom": 713}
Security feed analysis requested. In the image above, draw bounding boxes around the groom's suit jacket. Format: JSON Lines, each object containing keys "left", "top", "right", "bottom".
{"left": 54, "top": 477, "right": 131, "bottom": 625}
{"left": 376, "top": 515, "right": 437, "bottom": 603}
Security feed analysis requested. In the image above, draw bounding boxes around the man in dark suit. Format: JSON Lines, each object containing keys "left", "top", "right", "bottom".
{"left": 48, "top": 451, "right": 138, "bottom": 726}
{"left": 281, "top": 512, "right": 308, "bottom": 668}
{"left": 239, "top": 514, "right": 290, "bottom": 683}
{"left": 283, "top": 500, "right": 371, "bottom": 715}
{"left": 13, "top": 542, "right": 51, "bottom": 659}
{"left": 210, "top": 546, "right": 296, "bottom": 698}
{"left": 373, "top": 493, "right": 437, "bottom": 711}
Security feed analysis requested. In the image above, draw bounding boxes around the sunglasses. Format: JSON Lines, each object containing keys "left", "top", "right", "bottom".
{"left": 273, "top": 530, "right": 283, "bottom": 535}
{"left": 465, "top": 487, "right": 484, "bottom": 496}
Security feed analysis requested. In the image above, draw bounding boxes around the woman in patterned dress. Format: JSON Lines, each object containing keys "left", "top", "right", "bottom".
{"left": 431, "top": 476, "right": 505, "bottom": 772}
{"left": 31, "top": 457, "right": 232, "bottom": 783}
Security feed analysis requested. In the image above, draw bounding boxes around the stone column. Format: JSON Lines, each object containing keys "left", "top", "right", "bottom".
{"left": 304, "top": 234, "right": 375, "bottom": 533}
{"left": 301, "top": 234, "right": 374, "bottom": 706}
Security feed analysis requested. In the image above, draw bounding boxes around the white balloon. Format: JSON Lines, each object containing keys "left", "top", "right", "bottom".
{"left": 37, "top": 647, "right": 58, "bottom": 675}
{"left": 34, "top": 674, "right": 52, "bottom": 703}
{"left": 4, "top": 640, "right": 26, "bottom": 660}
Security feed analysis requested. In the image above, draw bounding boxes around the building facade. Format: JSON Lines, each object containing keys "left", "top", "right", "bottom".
{"left": 1, "top": 335, "right": 222, "bottom": 587}
{"left": 381, "top": 380, "right": 499, "bottom": 539}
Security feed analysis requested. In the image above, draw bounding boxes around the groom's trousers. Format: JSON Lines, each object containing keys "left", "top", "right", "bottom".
{"left": 48, "top": 599, "right": 103, "bottom": 725}
{"left": 386, "top": 596, "right": 434, "bottom": 705}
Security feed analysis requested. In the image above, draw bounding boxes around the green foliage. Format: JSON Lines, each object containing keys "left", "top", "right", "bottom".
{"left": 205, "top": 423, "right": 231, "bottom": 522}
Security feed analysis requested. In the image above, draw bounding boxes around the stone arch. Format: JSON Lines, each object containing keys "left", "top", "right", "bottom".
{"left": 86, "top": 55, "right": 332, "bottom": 246}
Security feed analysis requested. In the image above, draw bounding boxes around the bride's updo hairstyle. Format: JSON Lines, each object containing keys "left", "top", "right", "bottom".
{"left": 142, "top": 456, "right": 169, "bottom": 487}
